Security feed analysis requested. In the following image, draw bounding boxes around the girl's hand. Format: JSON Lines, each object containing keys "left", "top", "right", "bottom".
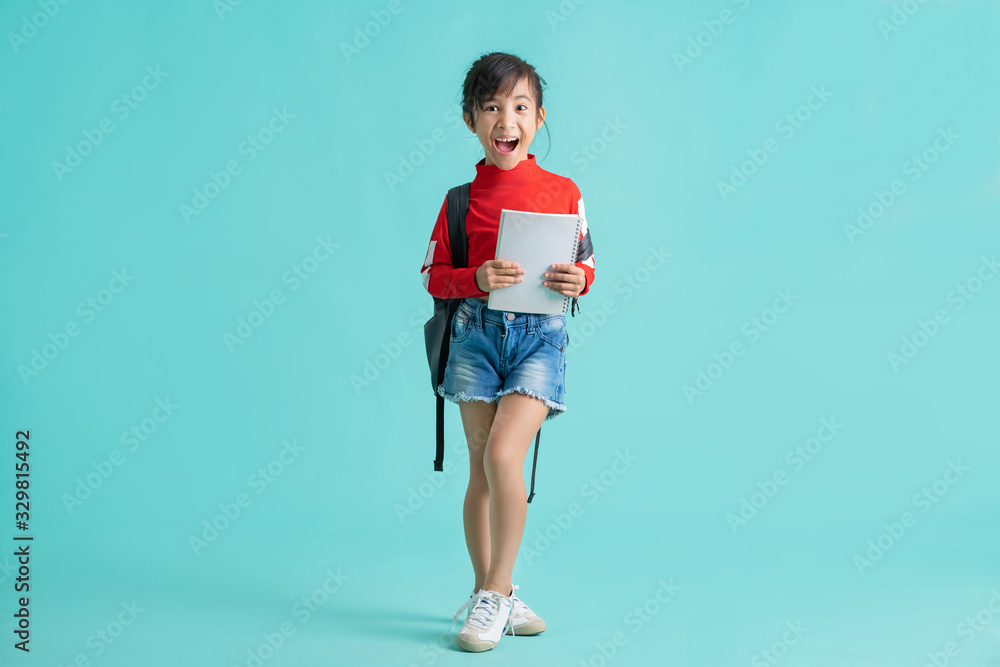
{"left": 475, "top": 260, "right": 525, "bottom": 292}
{"left": 543, "top": 263, "right": 585, "bottom": 297}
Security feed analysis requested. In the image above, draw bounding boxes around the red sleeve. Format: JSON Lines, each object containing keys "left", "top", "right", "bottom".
{"left": 572, "top": 189, "right": 595, "bottom": 297}
{"left": 420, "top": 196, "right": 489, "bottom": 299}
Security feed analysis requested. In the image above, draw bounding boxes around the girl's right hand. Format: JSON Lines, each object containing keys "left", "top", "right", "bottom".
{"left": 475, "top": 260, "right": 525, "bottom": 292}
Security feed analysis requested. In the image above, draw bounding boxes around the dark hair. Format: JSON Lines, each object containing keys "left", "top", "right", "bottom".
{"left": 461, "top": 52, "right": 551, "bottom": 161}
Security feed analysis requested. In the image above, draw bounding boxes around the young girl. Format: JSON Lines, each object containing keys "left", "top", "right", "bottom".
{"left": 419, "top": 52, "right": 595, "bottom": 653}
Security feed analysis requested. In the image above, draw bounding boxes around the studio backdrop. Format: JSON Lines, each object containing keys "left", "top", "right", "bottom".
{"left": 1, "top": 1, "right": 998, "bottom": 666}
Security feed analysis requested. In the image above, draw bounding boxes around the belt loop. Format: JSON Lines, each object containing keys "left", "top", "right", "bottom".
{"left": 476, "top": 298, "right": 484, "bottom": 329}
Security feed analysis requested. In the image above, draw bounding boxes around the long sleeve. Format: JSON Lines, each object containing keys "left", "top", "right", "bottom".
{"left": 420, "top": 196, "right": 489, "bottom": 299}
{"left": 574, "top": 193, "right": 595, "bottom": 296}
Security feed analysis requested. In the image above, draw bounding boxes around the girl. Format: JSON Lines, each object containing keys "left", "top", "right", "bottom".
{"left": 419, "top": 52, "right": 596, "bottom": 653}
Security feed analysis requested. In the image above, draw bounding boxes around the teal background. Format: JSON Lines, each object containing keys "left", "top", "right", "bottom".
{"left": 1, "top": 0, "right": 999, "bottom": 665}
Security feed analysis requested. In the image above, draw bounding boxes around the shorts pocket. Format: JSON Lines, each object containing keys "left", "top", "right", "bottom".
{"left": 451, "top": 308, "right": 474, "bottom": 344}
{"left": 536, "top": 315, "right": 567, "bottom": 351}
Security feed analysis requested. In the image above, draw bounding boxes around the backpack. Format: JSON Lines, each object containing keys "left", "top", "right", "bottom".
{"left": 425, "top": 181, "right": 571, "bottom": 503}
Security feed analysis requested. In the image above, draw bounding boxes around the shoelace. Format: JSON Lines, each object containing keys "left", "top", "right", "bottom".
{"left": 450, "top": 586, "right": 524, "bottom": 624}
{"left": 510, "top": 594, "right": 529, "bottom": 617}
{"left": 449, "top": 589, "right": 516, "bottom": 637}
{"left": 508, "top": 584, "right": 530, "bottom": 617}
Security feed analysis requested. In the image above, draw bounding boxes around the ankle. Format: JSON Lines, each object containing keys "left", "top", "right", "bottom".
{"left": 483, "top": 583, "right": 513, "bottom": 597}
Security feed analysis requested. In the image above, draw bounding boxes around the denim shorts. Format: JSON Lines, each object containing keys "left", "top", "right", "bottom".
{"left": 436, "top": 297, "right": 568, "bottom": 421}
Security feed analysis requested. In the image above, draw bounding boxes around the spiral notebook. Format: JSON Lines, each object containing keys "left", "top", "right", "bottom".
{"left": 487, "top": 208, "right": 584, "bottom": 315}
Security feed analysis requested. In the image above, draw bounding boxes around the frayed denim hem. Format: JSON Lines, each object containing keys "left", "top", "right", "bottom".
{"left": 436, "top": 384, "right": 495, "bottom": 405}
{"left": 436, "top": 384, "right": 566, "bottom": 421}
{"left": 495, "top": 386, "right": 566, "bottom": 422}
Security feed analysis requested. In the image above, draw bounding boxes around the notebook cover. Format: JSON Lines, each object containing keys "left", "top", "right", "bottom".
{"left": 487, "top": 209, "right": 582, "bottom": 315}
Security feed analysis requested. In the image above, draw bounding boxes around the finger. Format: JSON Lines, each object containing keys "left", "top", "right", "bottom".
{"left": 548, "top": 264, "right": 581, "bottom": 275}
{"left": 492, "top": 265, "right": 523, "bottom": 276}
{"left": 492, "top": 271, "right": 524, "bottom": 282}
{"left": 543, "top": 274, "right": 575, "bottom": 286}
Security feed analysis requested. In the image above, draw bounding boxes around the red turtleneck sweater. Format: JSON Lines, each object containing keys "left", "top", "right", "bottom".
{"left": 420, "top": 154, "right": 595, "bottom": 304}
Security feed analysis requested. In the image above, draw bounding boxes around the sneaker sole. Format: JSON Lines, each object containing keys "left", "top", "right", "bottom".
{"left": 456, "top": 635, "right": 500, "bottom": 652}
{"left": 506, "top": 618, "right": 546, "bottom": 635}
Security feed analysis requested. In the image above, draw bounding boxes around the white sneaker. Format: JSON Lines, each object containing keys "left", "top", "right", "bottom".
{"left": 506, "top": 584, "right": 546, "bottom": 635}
{"left": 450, "top": 588, "right": 514, "bottom": 652}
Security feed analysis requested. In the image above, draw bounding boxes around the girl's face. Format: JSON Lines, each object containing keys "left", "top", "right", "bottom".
{"left": 464, "top": 77, "right": 545, "bottom": 170}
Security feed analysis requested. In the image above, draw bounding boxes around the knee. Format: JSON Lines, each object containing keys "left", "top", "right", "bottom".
{"left": 483, "top": 440, "right": 520, "bottom": 478}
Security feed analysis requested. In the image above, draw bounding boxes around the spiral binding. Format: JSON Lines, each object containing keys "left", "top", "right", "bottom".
{"left": 562, "top": 216, "right": 584, "bottom": 314}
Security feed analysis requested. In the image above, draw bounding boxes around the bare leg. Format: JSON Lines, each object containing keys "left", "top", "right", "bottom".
{"left": 481, "top": 392, "right": 549, "bottom": 597}
{"left": 458, "top": 400, "right": 497, "bottom": 594}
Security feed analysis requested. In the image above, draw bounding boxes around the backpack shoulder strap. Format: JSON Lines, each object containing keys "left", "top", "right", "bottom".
{"left": 447, "top": 182, "right": 471, "bottom": 269}
{"left": 434, "top": 182, "right": 472, "bottom": 474}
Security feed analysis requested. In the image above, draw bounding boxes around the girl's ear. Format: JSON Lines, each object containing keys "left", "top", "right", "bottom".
{"left": 536, "top": 106, "right": 545, "bottom": 130}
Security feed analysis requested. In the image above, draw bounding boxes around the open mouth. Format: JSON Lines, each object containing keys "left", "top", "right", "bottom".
{"left": 494, "top": 137, "right": 518, "bottom": 155}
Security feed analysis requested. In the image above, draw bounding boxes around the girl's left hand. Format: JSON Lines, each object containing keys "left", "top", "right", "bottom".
{"left": 542, "top": 263, "right": 585, "bottom": 297}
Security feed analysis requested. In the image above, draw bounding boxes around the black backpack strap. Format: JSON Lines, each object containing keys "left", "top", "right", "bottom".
{"left": 434, "top": 183, "right": 472, "bottom": 473}
{"left": 527, "top": 430, "right": 541, "bottom": 503}
{"left": 447, "top": 182, "right": 471, "bottom": 269}
{"left": 434, "top": 390, "right": 445, "bottom": 472}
